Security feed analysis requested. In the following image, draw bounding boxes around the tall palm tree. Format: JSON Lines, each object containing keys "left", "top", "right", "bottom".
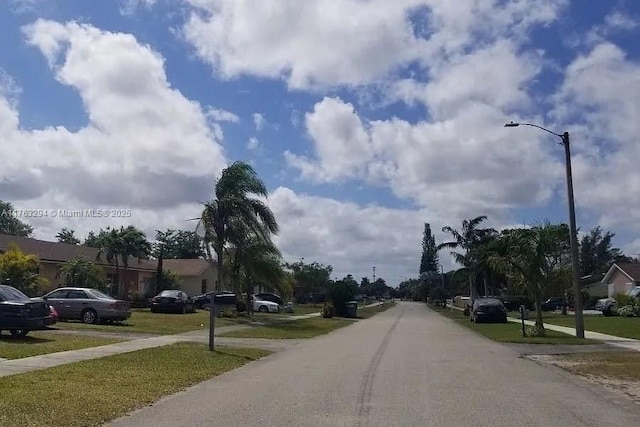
{"left": 438, "top": 215, "right": 496, "bottom": 302}
{"left": 95, "top": 228, "right": 123, "bottom": 296}
{"left": 200, "top": 161, "right": 279, "bottom": 349}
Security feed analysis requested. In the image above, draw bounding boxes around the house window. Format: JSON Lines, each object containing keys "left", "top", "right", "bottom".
{"left": 201, "top": 279, "right": 207, "bottom": 294}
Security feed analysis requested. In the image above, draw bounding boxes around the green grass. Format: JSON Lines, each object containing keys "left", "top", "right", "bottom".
{"left": 0, "top": 332, "right": 123, "bottom": 360}
{"left": 0, "top": 342, "right": 270, "bottom": 427}
{"left": 283, "top": 304, "right": 322, "bottom": 316}
{"left": 554, "top": 351, "right": 640, "bottom": 381}
{"left": 54, "top": 309, "right": 237, "bottom": 335}
{"left": 220, "top": 317, "right": 355, "bottom": 339}
{"left": 542, "top": 314, "right": 640, "bottom": 340}
{"left": 433, "top": 307, "right": 595, "bottom": 345}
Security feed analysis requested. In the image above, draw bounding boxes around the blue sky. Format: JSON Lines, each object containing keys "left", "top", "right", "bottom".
{"left": 1, "top": 0, "right": 640, "bottom": 283}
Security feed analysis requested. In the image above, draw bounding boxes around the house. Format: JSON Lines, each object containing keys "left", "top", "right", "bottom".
{"left": 600, "top": 263, "right": 640, "bottom": 297}
{"left": 0, "top": 233, "right": 157, "bottom": 297}
{"left": 161, "top": 259, "right": 217, "bottom": 296}
{"left": 581, "top": 272, "right": 608, "bottom": 297}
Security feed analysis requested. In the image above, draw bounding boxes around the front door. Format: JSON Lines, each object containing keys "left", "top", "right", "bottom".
{"left": 65, "top": 289, "right": 91, "bottom": 319}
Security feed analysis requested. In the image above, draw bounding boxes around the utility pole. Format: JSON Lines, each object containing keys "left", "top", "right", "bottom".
{"left": 372, "top": 266, "right": 376, "bottom": 282}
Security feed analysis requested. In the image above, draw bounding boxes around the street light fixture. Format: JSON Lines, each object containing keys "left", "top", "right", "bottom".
{"left": 504, "top": 121, "right": 585, "bottom": 338}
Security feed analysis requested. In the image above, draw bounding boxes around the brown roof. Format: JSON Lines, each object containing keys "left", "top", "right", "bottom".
{"left": 0, "top": 234, "right": 156, "bottom": 271}
{"left": 162, "top": 259, "right": 212, "bottom": 277}
{"left": 616, "top": 263, "right": 640, "bottom": 281}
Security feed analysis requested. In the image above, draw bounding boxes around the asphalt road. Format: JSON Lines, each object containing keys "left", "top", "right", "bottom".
{"left": 107, "top": 302, "right": 640, "bottom": 427}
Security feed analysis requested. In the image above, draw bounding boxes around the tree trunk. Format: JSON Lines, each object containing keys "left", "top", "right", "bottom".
{"left": 155, "top": 247, "right": 163, "bottom": 295}
{"left": 533, "top": 284, "right": 545, "bottom": 334}
{"left": 468, "top": 271, "right": 475, "bottom": 302}
{"left": 115, "top": 261, "right": 121, "bottom": 298}
{"left": 483, "top": 274, "right": 488, "bottom": 297}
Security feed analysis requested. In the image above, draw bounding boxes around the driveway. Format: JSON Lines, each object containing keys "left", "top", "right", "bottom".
{"left": 108, "top": 302, "right": 640, "bottom": 427}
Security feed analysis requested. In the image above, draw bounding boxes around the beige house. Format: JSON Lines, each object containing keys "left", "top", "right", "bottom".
{"left": 601, "top": 263, "right": 640, "bottom": 297}
{"left": 0, "top": 233, "right": 218, "bottom": 298}
{"left": 161, "top": 259, "right": 217, "bottom": 296}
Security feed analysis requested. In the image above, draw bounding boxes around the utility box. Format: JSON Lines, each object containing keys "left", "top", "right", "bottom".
{"left": 346, "top": 301, "right": 358, "bottom": 318}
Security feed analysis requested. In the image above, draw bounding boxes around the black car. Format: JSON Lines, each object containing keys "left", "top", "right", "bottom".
{"left": 470, "top": 298, "right": 508, "bottom": 323}
{"left": 254, "top": 292, "right": 283, "bottom": 305}
{"left": 193, "top": 292, "right": 238, "bottom": 310}
{"left": 150, "top": 290, "right": 196, "bottom": 314}
{"left": 541, "top": 297, "right": 565, "bottom": 311}
{"left": 0, "top": 285, "right": 55, "bottom": 337}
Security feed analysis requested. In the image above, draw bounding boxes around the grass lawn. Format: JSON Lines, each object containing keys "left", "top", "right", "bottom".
{"left": 0, "top": 342, "right": 270, "bottom": 427}
{"left": 542, "top": 314, "right": 640, "bottom": 340}
{"left": 433, "top": 307, "right": 595, "bottom": 345}
{"left": 0, "top": 332, "right": 123, "bottom": 360}
{"left": 354, "top": 302, "right": 395, "bottom": 319}
{"left": 53, "top": 309, "right": 237, "bottom": 335}
{"left": 220, "top": 317, "right": 354, "bottom": 339}
{"left": 554, "top": 351, "right": 640, "bottom": 381}
{"left": 283, "top": 304, "right": 322, "bottom": 316}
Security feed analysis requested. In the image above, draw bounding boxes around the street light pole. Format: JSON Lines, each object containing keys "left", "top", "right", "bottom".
{"left": 504, "top": 122, "right": 585, "bottom": 338}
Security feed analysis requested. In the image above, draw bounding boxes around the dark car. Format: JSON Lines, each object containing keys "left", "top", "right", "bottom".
{"left": 470, "top": 298, "right": 508, "bottom": 323}
{"left": 254, "top": 292, "right": 283, "bottom": 305}
{"left": 0, "top": 285, "right": 55, "bottom": 337}
{"left": 541, "top": 297, "right": 565, "bottom": 312}
{"left": 151, "top": 290, "right": 196, "bottom": 314}
{"left": 193, "top": 292, "right": 239, "bottom": 310}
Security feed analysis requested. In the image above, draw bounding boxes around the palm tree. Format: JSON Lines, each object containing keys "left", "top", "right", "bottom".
{"left": 438, "top": 215, "right": 496, "bottom": 302}
{"left": 200, "top": 161, "right": 279, "bottom": 349}
{"left": 95, "top": 228, "right": 123, "bottom": 296}
{"left": 488, "top": 222, "right": 570, "bottom": 334}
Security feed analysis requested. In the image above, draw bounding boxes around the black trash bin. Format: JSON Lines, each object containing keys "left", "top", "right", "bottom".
{"left": 346, "top": 301, "right": 358, "bottom": 318}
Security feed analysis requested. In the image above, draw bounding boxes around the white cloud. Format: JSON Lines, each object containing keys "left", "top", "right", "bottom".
{"left": 247, "top": 137, "right": 260, "bottom": 151}
{"left": 553, "top": 42, "right": 640, "bottom": 233}
{"left": 206, "top": 106, "right": 240, "bottom": 123}
{"left": 252, "top": 112, "right": 265, "bottom": 131}
{"left": 180, "top": 0, "right": 566, "bottom": 90}
{"left": 119, "top": 0, "right": 157, "bottom": 16}
{"left": 0, "top": 19, "right": 226, "bottom": 240}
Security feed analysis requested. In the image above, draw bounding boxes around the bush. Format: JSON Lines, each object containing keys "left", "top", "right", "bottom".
{"left": 236, "top": 300, "right": 247, "bottom": 313}
{"left": 322, "top": 303, "right": 335, "bottom": 318}
{"left": 218, "top": 308, "right": 237, "bottom": 318}
{"left": 329, "top": 280, "right": 357, "bottom": 316}
{"left": 523, "top": 324, "right": 546, "bottom": 337}
{"left": 127, "top": 291, "right": 150, "bottom": 308}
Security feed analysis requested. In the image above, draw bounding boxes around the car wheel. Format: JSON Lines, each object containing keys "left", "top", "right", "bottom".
{"left": 10, "top": 329, "right": 29, "bottom": 338}
{"left": 258, "top": 305, "right": 268, "bottom": 313}
{"left": 81, "top": 308, "right": 98, "bottom": 324}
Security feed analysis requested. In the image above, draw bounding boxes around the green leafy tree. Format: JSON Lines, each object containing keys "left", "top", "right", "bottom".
{"left": 489, "top": 222, "right": 570, "bottom": 335}
{"left": 56, "top": 228, "right": 81, "bottom": 245}
{"left": 57, "top": 257, "right": 107, "bottom": 290}
{"left": 579, "top": 226, "right": 625, "bottom": 276}
{"left": 200, "top": 161, "right": 279, "bottom": 349}
{"left": 0, "top": 201, "right": 33, "bottom": 237}
{"left": 438, "top": 215, "right": 495, "bottom": 302}
{"left": 0, "top": 243, "right": 48, "bottom": 296}
{"left": 329, "top": 275, "right": 358, "bottom": 316}
{"left": 359, "top": 277, "right": 371, "bottom": 295}
{"left": 286, "top": 260, "right": 333, "bottom": 303}
{"left": 149, "top": 269, "right": 181, "bottom": 296}
{"left": 83, "top": 231, "right": 101, "bottom": 248}
{"left": 152, "top": 229, "right": 203, "bottom": 259}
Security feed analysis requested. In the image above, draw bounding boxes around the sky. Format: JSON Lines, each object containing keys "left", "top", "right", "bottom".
{"left": 1, "top": 0, "right": 640, "bottom": 285}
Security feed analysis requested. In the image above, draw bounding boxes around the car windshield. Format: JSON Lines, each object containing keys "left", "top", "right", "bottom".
{"left": 159, "top": 290, "right": 180, "bottom": 297}
{"left": 88, "top": 289, "right": 115, "bottom": 300}
{"left": 0, "top": 286, "right": 29, "bottom": 302}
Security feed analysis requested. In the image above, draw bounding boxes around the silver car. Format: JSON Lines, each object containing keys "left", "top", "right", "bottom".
{"left": 38, "top": 287, "right": 131, "bottom": 324}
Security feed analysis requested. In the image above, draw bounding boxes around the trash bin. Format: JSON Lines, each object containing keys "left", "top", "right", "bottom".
{"left": 346, "top": 301, "right": 358, "bottom": 318}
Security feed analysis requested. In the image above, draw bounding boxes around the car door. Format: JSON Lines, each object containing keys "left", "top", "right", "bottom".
{"left": 65, "top": 290, "right": 91, "bottom": 320}
{"left": 44, "top": 289, "right": 70, "bottom": 318}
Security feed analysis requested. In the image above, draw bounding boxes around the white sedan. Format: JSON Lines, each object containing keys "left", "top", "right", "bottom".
{"left": 252, "top": 298, "right": 280, "bottom": 313}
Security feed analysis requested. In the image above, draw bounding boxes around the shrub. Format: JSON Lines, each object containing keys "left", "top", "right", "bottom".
{"left": 523, "top": 324, "right": 546, "bottom": 337}
{"left": 218, "top": 308, "right": 237, "bottom": 318}
{"left": 328, "top": 280, "right": 357, "bottom": 316}
{"left": 236, "top": 300, "right": 247, "bottom": 313}
{"left": 127, "top": 291, "right": 150, "bottom": 308}
{"left": 322, "top": 303, "right": 335, "bottom": 318}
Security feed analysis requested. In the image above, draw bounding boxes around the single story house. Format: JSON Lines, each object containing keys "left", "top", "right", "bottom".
{"left": 161, "top": 258, "right": 217, "bottom": 296}
{"left": 0, "top": 233, "right": 219, "bottom": 298}
{"left": 581, "top": 272, "right": 607, "bottom": 297}
{"left": 600, "top": 262, "right": 640, "bottom": 297}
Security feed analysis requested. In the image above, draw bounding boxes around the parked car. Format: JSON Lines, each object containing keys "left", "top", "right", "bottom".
{"left": 38, "top": 287, "right": 131, "bottom": 324}
{"left": 193, "top": 292, "right": 238, "bottom": 310}
{"left": 596, "top": 286, "right": 640, "bottom": 316}
{"left": 252, "top": 297, "right": 280, "bottom": 313}
{"left": 541, "top": 297, "right": 565, "bottom": 312}
{"left": 254, "top": 292, "right": 283, "bottom": 305}
{"left": 470, "top": 298, "right": 508, "bottom": 323}
{"left": 49, "top": 304, "right": 59, "bottom": 323}
{"left": 0, "top": 284, "right": 55, "bottom": 337}
{"left": 150, "top": 290, "right": 196, "bottom": 314}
